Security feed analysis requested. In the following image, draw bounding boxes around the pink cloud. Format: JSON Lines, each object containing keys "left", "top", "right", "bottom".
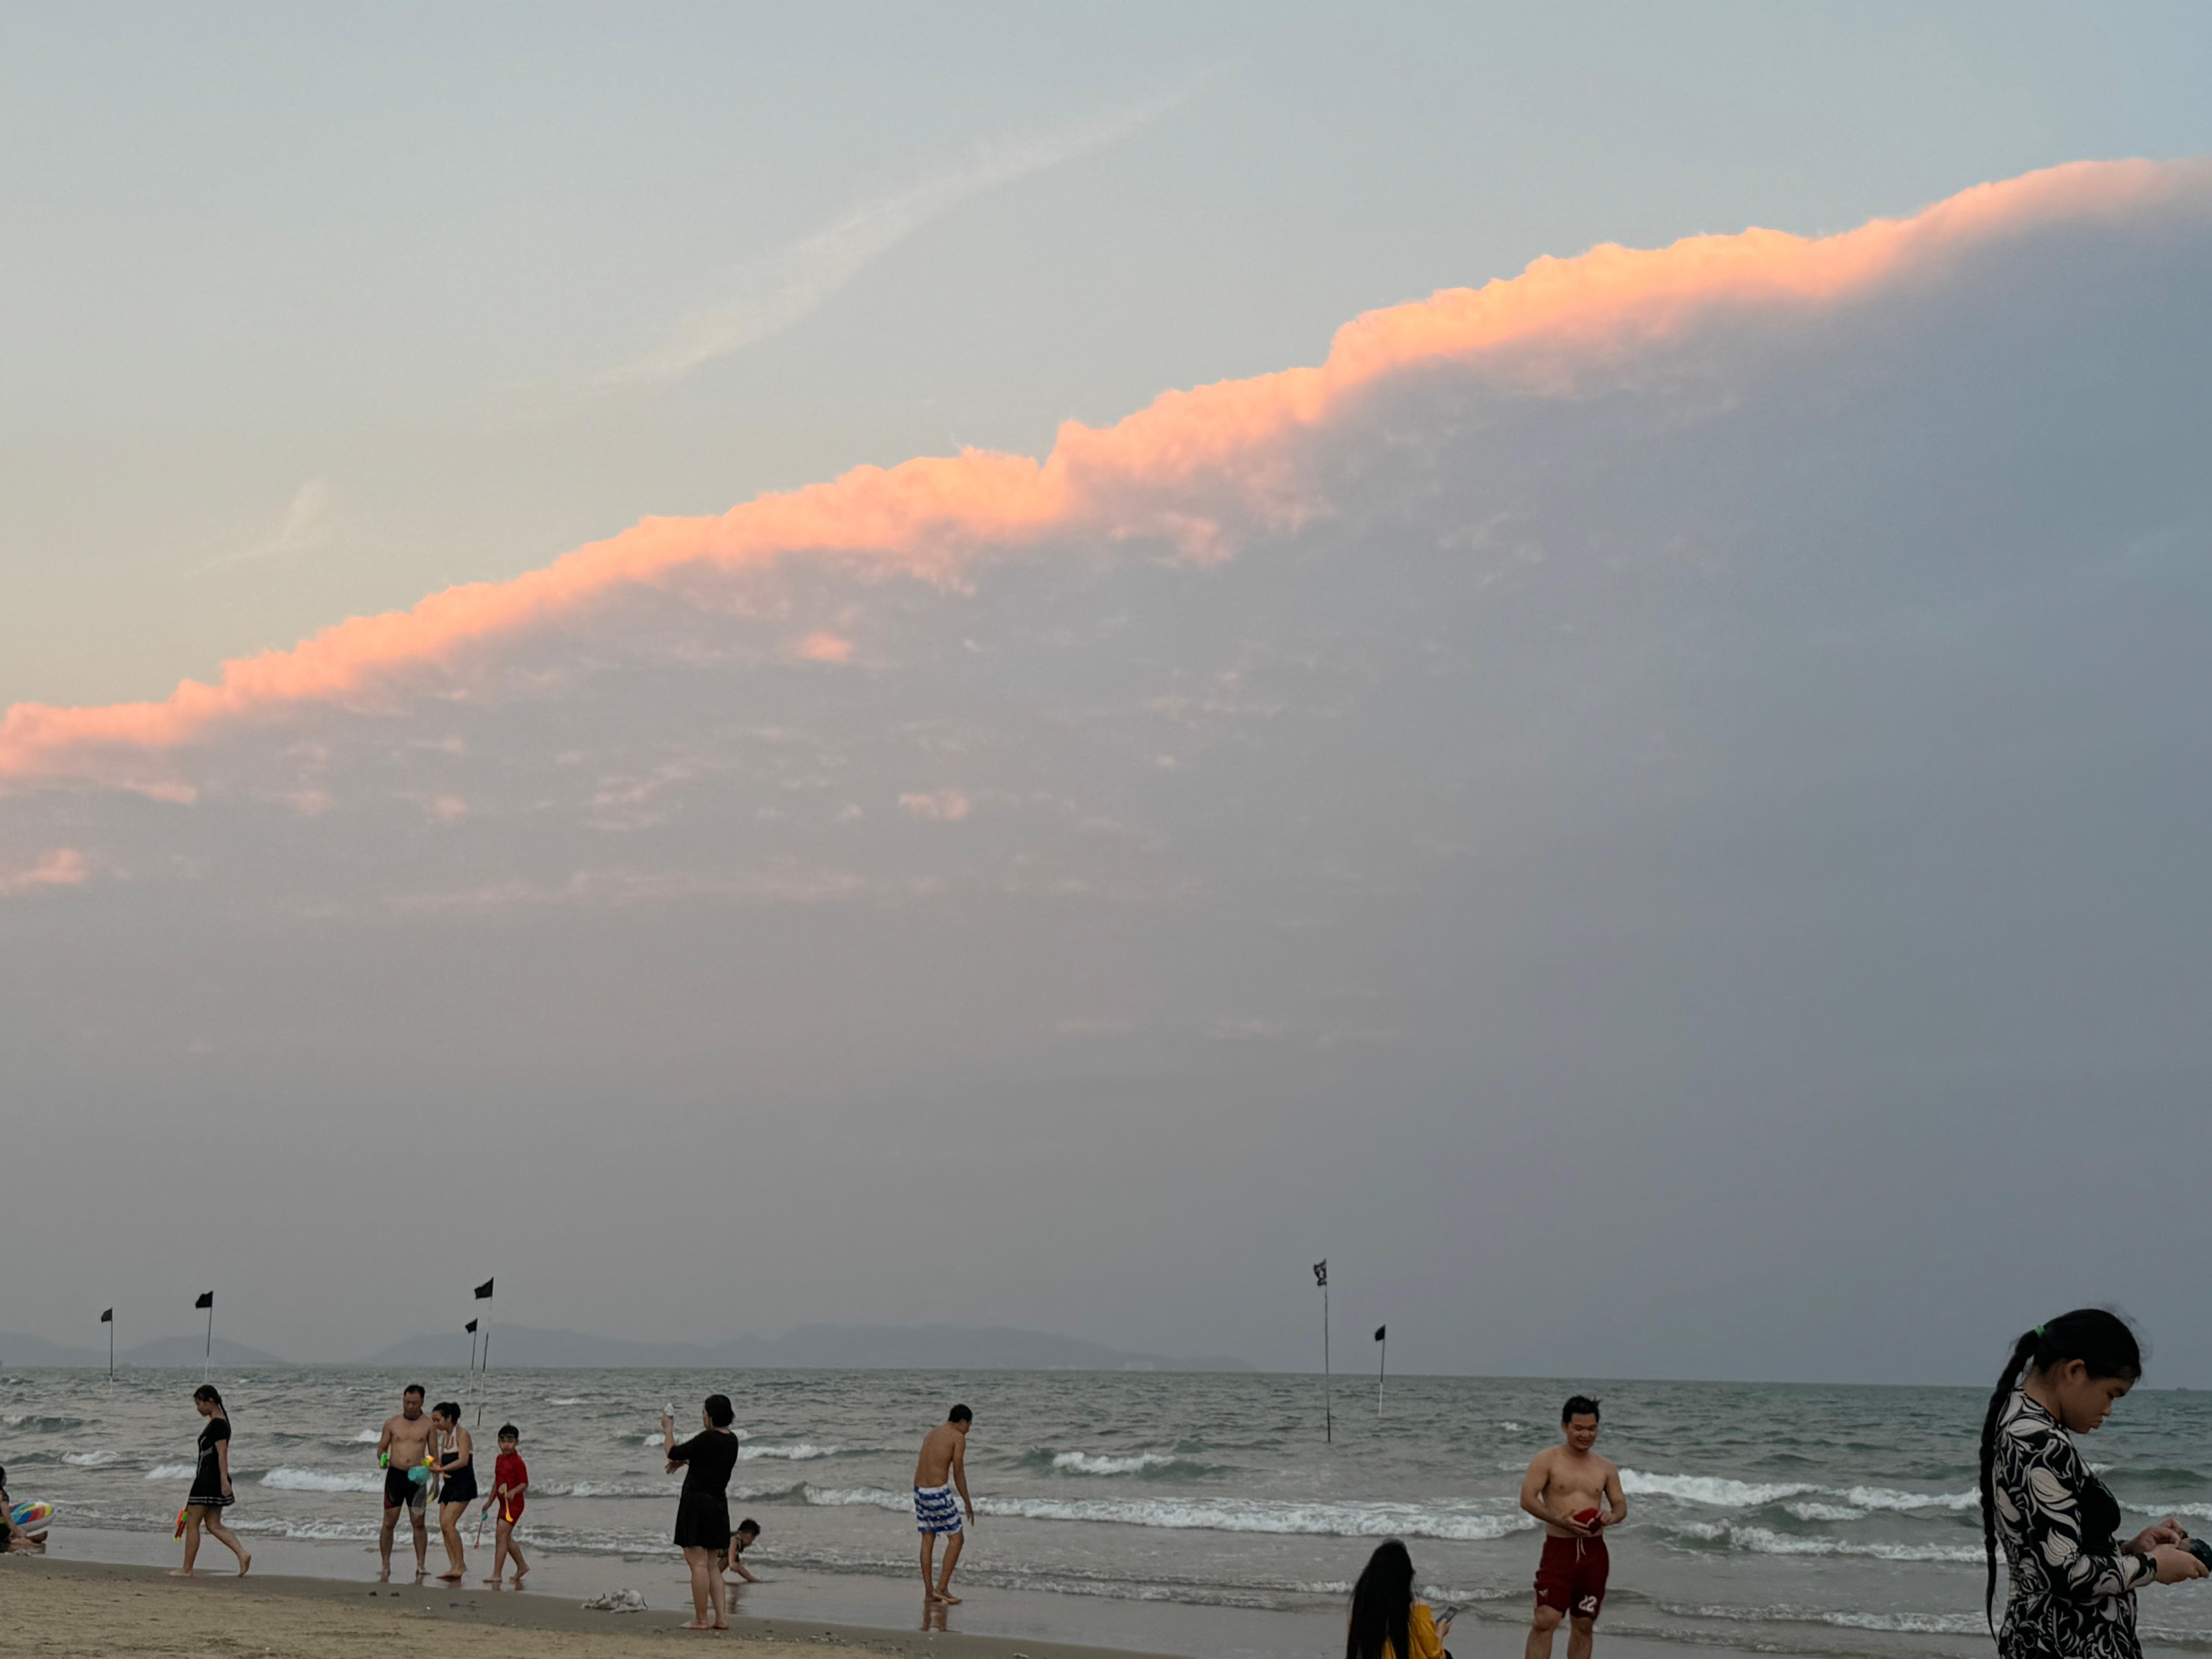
{"left": 1, "top": 160, "right": 2201, "bottom": 792}
{"left": 791, "top": 631, "right": 855, "bottom": 664}
{"left": 0, "top": 847, "right": 89, "bottom": 897}
{"left": 899, "top": 788, "right": 972, "bottom": 822}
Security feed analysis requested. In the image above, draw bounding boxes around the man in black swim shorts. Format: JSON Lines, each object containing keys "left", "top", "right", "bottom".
{"left": 375, "top": 1385, "right": 434, "bottom": 1581}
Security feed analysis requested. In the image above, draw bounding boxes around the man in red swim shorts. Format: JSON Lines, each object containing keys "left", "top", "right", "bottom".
{"left": 1518, "top": 1395, "right": 1627, "bottom": 1659}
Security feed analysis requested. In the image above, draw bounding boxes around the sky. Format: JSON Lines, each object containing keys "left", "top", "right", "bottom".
{"left": 4, "top": 4, "right": 2212, "bottom": 1382}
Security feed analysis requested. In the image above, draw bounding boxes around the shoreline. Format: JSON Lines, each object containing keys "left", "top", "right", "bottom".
{"left": 7, "top": 1555, "right": 1171, "bottom": 1659}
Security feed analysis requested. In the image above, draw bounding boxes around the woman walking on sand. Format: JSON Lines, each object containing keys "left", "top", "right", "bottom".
{"left": 174, "top": 1384, "right": 250, "bottom": 1577}
{"left": 1982, "top": 1309, "right": 2205, "bottom": 1658}
{"left": 662, "top": 1394, "right": 740, "bottom": 1632}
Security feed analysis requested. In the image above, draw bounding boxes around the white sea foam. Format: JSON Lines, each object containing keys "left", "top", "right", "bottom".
{"left": 62, "top": 1450, "right": 119, "bottom": 1467}
{"left": 1051, "top": 1452, "right": 1182, "bottom": 1476}
{"left": 261, "top": 1467, "right": 384, "bottom": 1493}
{"left": 1676, "top": 1521, "right": 1980, "bottom": 1563}
{"left": 804, "top": 1485, "right": 1532, "bottom": 1542}
{"left": 742, "top": 1443, "right": 840, "bottom": 1462}
{"left": 1835, "top": 1484, "right": 1977, "bottom": 1513}
{"left": 352, "top": 1430, "right": 380, "bottom": 1443}
{"left": 1784, "top": 1502, "right": 1866, "bottom": 1522}
{"left": 1621, "top": 1470, "right": 1816, "bottom": 1507}
{"left": 144, "top": 1463, "right": 197, "bottom": 1481}
{"left": 1621, "top": 1469, "right": 1975, "bottom": 1513}
{"left": 1674, "top": 1602, "right": 1986, "bottom": 1636}
{"left": 547, "top": 1479, "right": 680, "bottom": 1498}
{"left": 548, "top": 1397, "right": 590, "bottom": 1406}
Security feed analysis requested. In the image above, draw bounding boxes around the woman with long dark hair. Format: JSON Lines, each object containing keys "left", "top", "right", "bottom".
{"left": 1347, "top": 1539, "right": 1450, "bottom": 1659}
{"left": 1981, "top": 1309, "right": 2204, "bottom": 1657}
{"left": 662, "top": 1393, "right": 740, "bottom": 1632}
{"left": 173, "top": 1383, "right": 250, "bottom": 1577}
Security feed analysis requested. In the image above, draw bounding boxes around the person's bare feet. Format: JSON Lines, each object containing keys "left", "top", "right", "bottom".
{"left": 168, "top": 1568, "right": 195, "bottom": 1578}
{"left": 437, "top": 1571, "right": 463, "bottom": 1582}
{"left": 482, "top": 1576, "right": 502, "bottom": 1587}
{"left": 237, "top": 1555, "right": 252, "bottom": 1577}
{"left": 682, "top": 1620, "right": 714, "bottom": 1630}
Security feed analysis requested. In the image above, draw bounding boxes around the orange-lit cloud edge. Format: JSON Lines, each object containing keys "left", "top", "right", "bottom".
{"left": 2, "top": 159, "right": 2200, "bottom": 793}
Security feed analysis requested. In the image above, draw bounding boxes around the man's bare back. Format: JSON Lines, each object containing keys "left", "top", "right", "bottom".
{"left": 914, "top": 1424, "right": 964, "bottom": 1489}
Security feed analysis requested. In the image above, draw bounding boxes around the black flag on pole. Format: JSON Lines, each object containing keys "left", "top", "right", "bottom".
{"left": 100, "top": 1308, "right": 114, "bottom": 1323}
{"left": 465, "top": 1319, "right": 479, "bottom": 1334}
{"left": 195, "top": 1291, "right": 214, "bottom": 1309}
{"left": 473, "top": 1279, "right": 494, "bottom": 1300}
{"left": 1375, "top": 1325, "right": 1386, "bottom": 1342}
{"left": 1312, "top": 1261, "right": 1328, "bottom": 1286}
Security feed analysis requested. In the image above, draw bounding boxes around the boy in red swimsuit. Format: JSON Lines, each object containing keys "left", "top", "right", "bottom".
{"left": 480, "top": 1424, "right": 530, "bottom": 1588}
{"left": 1518, "top": 1395, "right": 1627, "bottom": 1659}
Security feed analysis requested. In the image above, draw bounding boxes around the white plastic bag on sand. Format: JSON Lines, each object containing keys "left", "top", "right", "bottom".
{"left": 580, "top": 1588, "right": 649, "bottom": 1612}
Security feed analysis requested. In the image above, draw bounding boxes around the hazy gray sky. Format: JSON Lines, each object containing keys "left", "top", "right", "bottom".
{"left": 4, "top": 5, "right": 2212, "bottom": 1382}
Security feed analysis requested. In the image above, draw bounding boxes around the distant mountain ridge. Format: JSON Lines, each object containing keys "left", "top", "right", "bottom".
{"left": 365, "top": 1322, "right": 1252, "bottom": 1372}
{"left": 0, "top": 1333, "right": 286, "bottom": 1369}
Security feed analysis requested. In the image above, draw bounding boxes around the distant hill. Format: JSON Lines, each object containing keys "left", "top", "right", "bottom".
{"left": 0, "top": 1332, "right": 288, "bottom": 1368}
{"left": 117, "top": 1335, "right": 290, "bottom": 1368}
{"left": 0, "top": 1333, "right": 104, "bottom": 1367}
{"left": 364, "top": 1322, "right": 1252, "bottom": 1372}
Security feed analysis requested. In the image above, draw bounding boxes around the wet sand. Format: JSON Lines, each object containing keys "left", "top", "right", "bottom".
{"left": 3, "top": 1557, "right": 1167, "bottom": 1659}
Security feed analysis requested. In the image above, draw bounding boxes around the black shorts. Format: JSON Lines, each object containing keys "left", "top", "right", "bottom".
{"left": 439, "top": 1466, "right": 478, "bottom": 1506}
{"left": 384, "top": 1467, "right": 428, "bottom": 1512}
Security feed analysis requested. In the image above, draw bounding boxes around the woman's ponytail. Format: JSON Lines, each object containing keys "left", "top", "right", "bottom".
{"left": 1981, "top": 1329, "right": 2040, "bottom": 1633}
{"left": 1979, "top": 1310, "right": 2145, "bottom": 1635}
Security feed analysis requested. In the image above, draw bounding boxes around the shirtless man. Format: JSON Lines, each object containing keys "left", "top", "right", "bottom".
{"left": 375, "top": 1384, "right": 436, "bottom": 1581}
{"left": 912, "top": 1404, "right": 976, "bottom": 1605}
{"left": 1519, "top": 1395, "right": 1628, "bottom": 1659}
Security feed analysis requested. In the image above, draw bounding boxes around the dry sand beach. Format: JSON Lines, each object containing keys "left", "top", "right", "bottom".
{"left": 4, "top": 1559, "right": 1164, "bottom": 1659}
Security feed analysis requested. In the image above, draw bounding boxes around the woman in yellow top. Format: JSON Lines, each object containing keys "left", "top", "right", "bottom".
{"left": 1348, "top": 1540, "right": 1452, "bottom": 1659}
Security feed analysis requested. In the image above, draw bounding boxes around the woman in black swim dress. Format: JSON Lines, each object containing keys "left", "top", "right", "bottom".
{"left": 428, "top": 1401, "right": 476, "bottom": 1582}
{"left": 663, "top": 1394, "right": 740, "bottom": 1631}
{"left": 177, "top": 1384, "right": 250, "bottom": 1576}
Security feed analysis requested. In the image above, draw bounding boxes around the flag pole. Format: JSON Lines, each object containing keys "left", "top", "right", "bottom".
{"left": 1376, "top": 1325, "right": 1387, "bottom": 1420}
{"left": 472, "top": 1278, "right": 495, "bottom": 1426}
{"left": 102, "top": 1307, "right": 115, "bottom": 1382}
{"left": 204, "top": 1301, "right": 214, "bottom": 1382}
{"left": 1313, "top": 1260, "right": 1332, "bottom": 1444}
{"left": 468, "top": 1321, "right": 480, "bottom": 1414}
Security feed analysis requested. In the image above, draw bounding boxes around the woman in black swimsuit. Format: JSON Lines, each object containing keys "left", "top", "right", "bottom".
{"left": 428, "top": 1401, "right": 476, "bottom": 1583}
{"left": 175, "top": 1384, "right": 250, "bottom": 1577}
{"left": 662, "top": 1393, "right": 740, "bottom": 1632}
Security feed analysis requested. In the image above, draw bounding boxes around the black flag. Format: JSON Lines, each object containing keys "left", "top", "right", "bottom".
{"left": 1312, "top": 1260, "right": 1328, "bottom": 1287}
{"left": 473, "top": 1278, "right": 495, "bottom": 1300}
{"left": 465, "top": 1319, "right": 478, "bottom": 1334}
{"left": 194, "top": 1291, "right": 214, "bottom": 1309}
{"left": 1375, "top": 1325, "right": 1386, "bottom": 1342}
{"left": 100, "top": 1308, "right": 113, "bottom": 1323}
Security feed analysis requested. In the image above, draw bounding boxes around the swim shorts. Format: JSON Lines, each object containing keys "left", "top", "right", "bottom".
{"left": 1535, "top": 1534, "right": 1608, "bottom": 1621}
{"left": 914, "top": 1483, "right": 963, "bottom": 1535}
{"left": 438, "top": 1463, "right": 477, "bottom": 1505}
{"left": 384, "top": 1466, "right": 428, "bottom": 1513}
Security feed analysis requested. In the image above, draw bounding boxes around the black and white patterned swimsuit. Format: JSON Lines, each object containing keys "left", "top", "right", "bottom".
{"left": 1990, "top": 1390, "right": 2156, "bottom": 1659}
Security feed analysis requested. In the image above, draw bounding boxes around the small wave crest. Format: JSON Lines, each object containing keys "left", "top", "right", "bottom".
{"left": 1672, "top": 1521, "right": 1980, "bottom": 1563}
{"left": 1623, "top": 1469, "right": 1977, "bottom": 1514}
{"left": 1049, "top": 1452, "right": 1185, "bottom": 1477}
{"left": 62, "top": 1450, "right": 120, "bottom": 1467}
{"left": 4, "top": 1414, "right": 88, "bottom": 1432}
{"left": 804, "top": 1485, "right": 1531, "bottom": 1542}
{"left": 261, "top": 1467, "right": 384, "bottom": 1494}
{"left": 742, "top": 1443, "right": 840, "bottom": 1462}
{"left": 144, "top": 1463, "right": 197, "bottom": 1481}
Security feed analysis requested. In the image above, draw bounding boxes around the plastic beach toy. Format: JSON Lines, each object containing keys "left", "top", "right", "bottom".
{"left": 9, "top": 1499, "right": 55, "bottom": 1530}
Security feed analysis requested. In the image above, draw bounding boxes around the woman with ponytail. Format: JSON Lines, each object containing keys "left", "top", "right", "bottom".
{"left": 1981, "top": 1309, "right": 2203, "bottom": 1657}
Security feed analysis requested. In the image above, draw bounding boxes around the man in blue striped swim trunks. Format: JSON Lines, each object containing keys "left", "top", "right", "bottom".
{"left": 913, "top": 1404, "right": 975, "bottom": 1604}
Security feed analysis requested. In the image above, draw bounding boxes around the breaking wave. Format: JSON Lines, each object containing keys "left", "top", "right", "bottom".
{"left": 261, "top": 1467, "right": 385, "bottom": 1493}
{"left": 804, "top": 1485, "right": 1531, "bottom": 1542}
{"left": 1672, "top": 1521, "right": 1980, "bottom": 1563}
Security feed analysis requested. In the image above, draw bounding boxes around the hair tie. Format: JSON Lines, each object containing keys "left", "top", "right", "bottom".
{"left": 2034, "top": 1325, "right": 2047, "bottom": 1337}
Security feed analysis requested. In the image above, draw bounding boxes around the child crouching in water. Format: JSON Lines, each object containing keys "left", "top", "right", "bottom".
{"left": 480, "top": 1424, "right": 530, "bottom": 1588}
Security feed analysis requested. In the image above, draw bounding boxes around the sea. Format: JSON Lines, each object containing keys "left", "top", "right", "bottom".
{"left": 7, "top": 1366, "right": 2212, "bottom": 1658}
